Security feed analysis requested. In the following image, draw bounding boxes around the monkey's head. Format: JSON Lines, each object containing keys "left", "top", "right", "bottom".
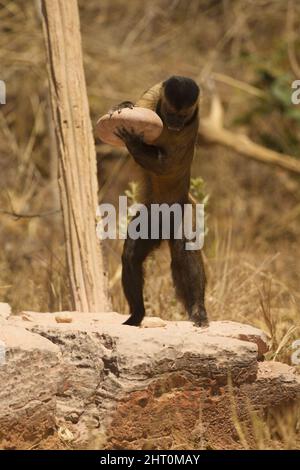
{"left": 160, "top": 76, "right": 200, "bottom": 132}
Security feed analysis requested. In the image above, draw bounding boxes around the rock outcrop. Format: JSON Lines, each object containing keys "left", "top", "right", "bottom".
{"left": 0, "top": 309, "right": 299, "bottom": 449}
{"left": 0, "top": 323, "right": 60, "bottom": 449}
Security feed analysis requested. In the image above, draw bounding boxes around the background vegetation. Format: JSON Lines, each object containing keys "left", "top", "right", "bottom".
{"left": 0, "top": 0, "right": 300, "bottom": 448}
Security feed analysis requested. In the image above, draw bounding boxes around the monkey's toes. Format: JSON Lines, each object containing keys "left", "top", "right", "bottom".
{"left": 123, "top": 315, "right": 143, "bottom": 327}
{"left": 193, "top": 319, "right": 209, "bottom": 328}
{"left": 190, "top": 309, "right": 209, "bottom": 328}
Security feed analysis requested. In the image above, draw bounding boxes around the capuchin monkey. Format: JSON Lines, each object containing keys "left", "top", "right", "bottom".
{"left": 110, "top": 75, "right": 208, "bottom": 327}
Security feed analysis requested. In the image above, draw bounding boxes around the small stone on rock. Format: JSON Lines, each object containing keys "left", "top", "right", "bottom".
{"left": 55, "top": 312, "right": 73, "bottom": 323}
{"left": 141, "top": 317, "right": 167, "bottom": 328}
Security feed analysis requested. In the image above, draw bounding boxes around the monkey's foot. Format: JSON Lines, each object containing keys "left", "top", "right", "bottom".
{"left": 190, "top": 309, "right": 209, "bottom": 328}
{"left": 123, "top": 315, "right": 143, "bottom": 327}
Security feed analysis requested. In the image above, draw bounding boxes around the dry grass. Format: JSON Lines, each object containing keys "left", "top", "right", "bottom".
{"left": 228, "top": 377, "right": 300, "bottom": 450}
{"left": 0, "top": 0, "right": 300, "bottom": 449}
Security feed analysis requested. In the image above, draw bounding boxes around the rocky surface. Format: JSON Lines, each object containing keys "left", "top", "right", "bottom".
{"left": 0, "top": 302, "right": 11, "bottom": 320}
{"left": 0, "top": 322, "right": 61, "bottom": 449}
{"left": 0, "top": 308, "right": 299, "bottom": 449}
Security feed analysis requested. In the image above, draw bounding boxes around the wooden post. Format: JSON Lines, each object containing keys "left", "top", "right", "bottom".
{"left": 41, "top": 0, "right": 109, "bottom": 312}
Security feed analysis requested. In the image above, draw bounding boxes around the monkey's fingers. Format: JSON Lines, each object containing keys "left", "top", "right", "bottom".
{"left": 107, "top": 105, "right": 119, "bottom": 118}
{"left": 108, "top": 101, "right": 134, "bottom": 118}
{"left": 114, "top": 132, "right": 124, "bottom": 141}
{"left": 120, "top": 101, "right": 134, "bottom": 111}
{"left": 126, "top": 127, "right": 144, "bottom": 141}
{"left": 118, "top": 102, "right": 134, "bottom": 113}
{"left": 114, "top": 128, "right": 124, "bottom": 140}
{"left": 118, "top": 127, "right": 136, "bottom": 142}
{"left": 117, "top": 102, "right": 135, "bottom": 115}
{"left": 114, "top": 126, "right": 129, "bottom": 141}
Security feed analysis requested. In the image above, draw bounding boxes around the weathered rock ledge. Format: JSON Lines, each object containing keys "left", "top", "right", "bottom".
{"left": 0, "top": 309, "right": 299, "bottom": 449}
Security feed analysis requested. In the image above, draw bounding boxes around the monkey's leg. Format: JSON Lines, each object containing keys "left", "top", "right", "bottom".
{"left": 122, "top": 236, "right": 161, "bottom": 326}
{"left": 169, "top": 239, "right": 208, "bottom": 327}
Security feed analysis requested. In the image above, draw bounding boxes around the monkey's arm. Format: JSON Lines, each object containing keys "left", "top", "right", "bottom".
{"left": 135, "top": 83, "right": 163, "bottom": 111}
{"left": 109, "top": 83, "right": 162, "bottom": 117}
{"left": 113, "top": 83, "right": 167, "bottom": 173}
{"left": 115, "top": 127, "right": 169, "bottom": 175}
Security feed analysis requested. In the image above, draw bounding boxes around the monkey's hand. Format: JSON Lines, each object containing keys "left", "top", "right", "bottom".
{"left": 108, "top": 101, "right": 134, "bottom": 117}
{"left": 115, "top": 127, "right": 168, "bottom": 175}
{"left": 115, "top": 127, "right": 147, "bottom": 154}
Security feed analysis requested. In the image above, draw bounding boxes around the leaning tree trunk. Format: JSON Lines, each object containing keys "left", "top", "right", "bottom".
{"left": 41, "top": 0, "right": 109, "bottom": 312}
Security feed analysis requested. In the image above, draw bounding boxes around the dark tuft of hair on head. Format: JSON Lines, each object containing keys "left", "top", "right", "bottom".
{"left": 163, "top": 76, "right": 200, "bottom": 110}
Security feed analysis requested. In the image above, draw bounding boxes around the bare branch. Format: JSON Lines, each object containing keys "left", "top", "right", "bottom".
{"left": 212, "top": 73, "right": 267, "bottom": 99}
{"left": 199, "top": 95, "right": 300, "bottom": 175}
{"left": 286, "top": 0, "right": 300, "bottom": 78}
{"left": 0, "top": 208, "right": 61, "bottom": 220}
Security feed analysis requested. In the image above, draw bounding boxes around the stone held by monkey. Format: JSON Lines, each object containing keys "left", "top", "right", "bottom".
{"left": 96, "top": 107, "right": 163, "bottom": 147}
{"left": 110, "top": 75, "right": 208, "bottom": 327}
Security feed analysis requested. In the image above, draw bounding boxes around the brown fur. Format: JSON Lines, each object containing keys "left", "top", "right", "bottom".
{"left": 114, "top": 77, "right": 208, "bottom": 327}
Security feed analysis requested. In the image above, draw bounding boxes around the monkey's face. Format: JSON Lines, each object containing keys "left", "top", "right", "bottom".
{"left": 160, "top": 99, "right": 197, "bottom": 132}
{"left": 160, "top": 76, "right": 200, "bottom": 132}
